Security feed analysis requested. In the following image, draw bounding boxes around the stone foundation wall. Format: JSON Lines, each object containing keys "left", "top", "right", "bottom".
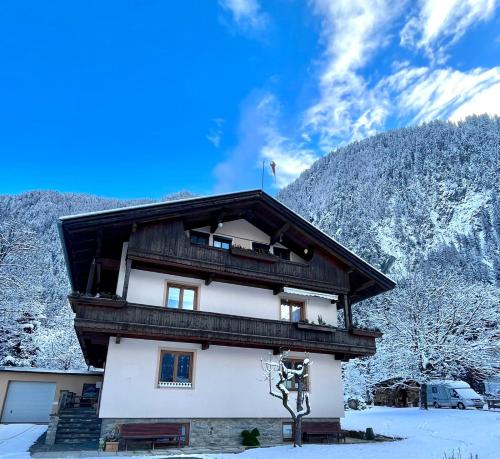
{"left": 101, "top": 417, "right": 340, "bottom": 448}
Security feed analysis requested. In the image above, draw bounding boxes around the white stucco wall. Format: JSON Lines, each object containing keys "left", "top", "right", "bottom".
{"left": 99, "top": 338, "right": 344, "bottom": 419}
{"left": 126, "top": 269, "right": 337, "bottom": 326}
{"left": 116, "top": 242, "right": 128, "bottom": 296}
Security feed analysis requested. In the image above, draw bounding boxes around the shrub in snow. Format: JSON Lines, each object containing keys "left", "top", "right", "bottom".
{"left": 241, "top": 428, "right": 260, "bottom": 447}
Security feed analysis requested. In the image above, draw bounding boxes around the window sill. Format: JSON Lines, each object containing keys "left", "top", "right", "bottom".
{"left": 158, "top": 381, "right": 193, "bottom": 388}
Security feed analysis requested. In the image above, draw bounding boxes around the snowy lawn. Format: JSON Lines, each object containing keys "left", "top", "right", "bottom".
{"left": 0, "top": 424, "right": 47, "bottom": 459}
{"left": 3, "top": 407, "right": 499, "bottom": 459}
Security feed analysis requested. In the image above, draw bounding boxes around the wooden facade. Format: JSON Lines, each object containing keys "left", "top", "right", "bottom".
{"left": 128, "top": 220, "right": 349, "bottom": 294}
{"left": 58, "top": 190, "right": 395, "bottom": 368}
{"left": 69, "top": 295, "right": 381, "bottom": 367}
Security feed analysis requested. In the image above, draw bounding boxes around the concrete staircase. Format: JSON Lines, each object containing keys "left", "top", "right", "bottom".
{"left": 55, "top": 406, "right": 101, "bottom": 447}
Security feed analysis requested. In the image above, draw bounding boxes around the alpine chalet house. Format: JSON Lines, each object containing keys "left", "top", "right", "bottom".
{"left": 58, "top": 190, "right": 395, "bottom": 448}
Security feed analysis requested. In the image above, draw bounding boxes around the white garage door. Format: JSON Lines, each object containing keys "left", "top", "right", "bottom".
{"left": 1, "top": 381, "right": 56, "bottom": 423}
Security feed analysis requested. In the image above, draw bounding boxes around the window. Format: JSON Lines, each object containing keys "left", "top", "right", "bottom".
{"left": 282, "top": 423, "right": 293, "bottom": 441}
{"left": 280, "top": 299, "right": 305, "bottom": 323}
{"left": 283, "top": 359, "right": 309, "bottom": 391}
{"left": 158, "top": 350, "right": 194, "bottom": 387}
{"left": 252, "top": 242, "right": 270, "bottom": 254}
{"left": 273, "top": 247, "right": 290, "bottom": 260}
{"left": 213, "top": 235, "right": 231, "bottom": 250}
{"left": 165, "top": 283, "right": 198, "bottom": 310}
{"left": 190, "top": 231, "right": 209, "bottom": 246}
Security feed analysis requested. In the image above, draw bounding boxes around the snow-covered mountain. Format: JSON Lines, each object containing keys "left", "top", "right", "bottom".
{"left": 279, "top": 115, "right": 499, "bottom": 284}
{"left": 0, "top": 115, "right": 498, "bottom": 384}
{"left": 0, "top": 190, "right": 191, "bottom": 369}
{"left": 279, "top": 115, "right": 499, "bottom": 389}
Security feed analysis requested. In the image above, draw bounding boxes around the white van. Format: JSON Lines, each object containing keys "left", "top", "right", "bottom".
{"left": 427, "top": 380, "right": 484, "bottom": 409}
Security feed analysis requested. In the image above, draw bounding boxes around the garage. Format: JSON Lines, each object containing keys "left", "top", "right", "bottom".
{"left": 0, "top": 367, "right": 103, "bottom": 425}
{"left": 1, "top": 381, "right": 56, "bottom": 423}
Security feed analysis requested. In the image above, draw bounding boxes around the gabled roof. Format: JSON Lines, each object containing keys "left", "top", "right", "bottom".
{"left": 59, "top": 189, "right": 395, "bottom": 302}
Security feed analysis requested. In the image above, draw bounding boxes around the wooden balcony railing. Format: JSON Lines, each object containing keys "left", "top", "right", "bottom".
{"left": 126, "top": 220, "right": 350, "bottom": 294}
{"left": 70, "top": 295, "right": 379, "bottom": 360}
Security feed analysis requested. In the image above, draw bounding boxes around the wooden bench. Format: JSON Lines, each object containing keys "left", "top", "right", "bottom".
{"left": 121, "top": 423, "right": 184, "bottom": 451}
{"left": 302, "top": 421, "right": 346, "bottom": 443}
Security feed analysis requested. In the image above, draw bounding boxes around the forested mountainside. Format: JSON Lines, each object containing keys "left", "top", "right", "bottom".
{"left": 0, "top": 190, "right": 191, "bottom": 369}
{"left": 0, "top": 116, "right": 498, "bottom": 401}
{"left": 279, "top": 115, "right": 499, "bottom": 398}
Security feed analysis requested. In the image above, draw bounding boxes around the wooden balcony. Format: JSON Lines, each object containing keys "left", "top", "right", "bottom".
{"left": 126, "top": 220, "right": 351, "bottom": 295}
{"left": 69, "top": 295, "right": 380, "bottom": 367}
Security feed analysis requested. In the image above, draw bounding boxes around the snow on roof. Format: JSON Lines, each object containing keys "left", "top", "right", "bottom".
{"left": 58, "top": 189, "right": 256, "bottom": 221}
{"left": 427, "top": 380, "right": 470, "bottom": 388}
{"left": 0, "top": 366, "right": 103, "bottom": 376}
{"left": 283, "top": 287, "right": 338, "bottom": 301}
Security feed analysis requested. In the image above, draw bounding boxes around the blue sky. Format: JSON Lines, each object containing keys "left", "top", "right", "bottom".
{"left": 0, "top": 1, "right": 499, "bottom": 199}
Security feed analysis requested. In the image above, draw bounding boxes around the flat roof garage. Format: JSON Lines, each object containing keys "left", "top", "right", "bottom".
{"left": 0, "top": 367, "right": 103, "bottom": 424}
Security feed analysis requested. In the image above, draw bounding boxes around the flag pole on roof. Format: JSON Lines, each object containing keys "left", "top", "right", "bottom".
{"left": 261, "top": 159, "right": 265, "bottom": 190}
{"left": 261, "top": 160, "right": 276, "bottom": 190}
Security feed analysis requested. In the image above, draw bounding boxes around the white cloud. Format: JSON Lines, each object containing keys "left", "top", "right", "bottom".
{"left": 213, "top": 91, "right": 318, "bottom": 192}
{"left": 206, "top": 118, "right": 225, "bottom": 148}
{"left": 304, "top": 0, "right": 403, "bottom": 149}
{"left": 302, "top": 0, "right": 500, "bottom": 150}
{"left": 214, "top": 1, "right": 500, "bottom": 190}
{"left": 380, "top": 65, "right": 500, "bottom": 123}
{"left": 218, "top": 0, "right": 268, "bottom": 31}
{"left": 401, "top": 0, "right": 498, "bottom": 61}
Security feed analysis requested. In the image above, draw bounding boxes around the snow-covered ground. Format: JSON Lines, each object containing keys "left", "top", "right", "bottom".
{"left": 0, "top": 424, "right": 47, "bottom": 459}
{"left": 1, "top": 407, "right": 499, "bottom": 459}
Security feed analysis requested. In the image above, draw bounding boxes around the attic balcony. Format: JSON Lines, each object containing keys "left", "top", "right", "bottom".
{"left": 69, "top": 295, "right": 381, "bottom": 368}
{"left": 124, "top": 220, "right": 351, "bottom": 296}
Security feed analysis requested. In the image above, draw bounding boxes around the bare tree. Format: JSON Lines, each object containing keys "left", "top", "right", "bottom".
{"left": 262, "top": 351, "right": 311, "bottom": 447}
{"left": 0, "top": 219, "right": 40, "bottom": 366}
{"left": 0, "top": 219, "right": 36, "bottom": 292}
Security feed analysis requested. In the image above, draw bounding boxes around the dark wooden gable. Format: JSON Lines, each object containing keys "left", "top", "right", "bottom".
{"left": 59, "top": 190, "right": 395, "bottom": 302}
{"left": 127, "top": 219, "right": 350, "bottom": 294}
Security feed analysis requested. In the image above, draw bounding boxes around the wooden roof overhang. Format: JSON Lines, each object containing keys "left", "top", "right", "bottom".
{"left": 70, "top": 295, "right": 380, "bottom": 367}
{"left": 59, "top": 190, "right": 395, "bottom": 303}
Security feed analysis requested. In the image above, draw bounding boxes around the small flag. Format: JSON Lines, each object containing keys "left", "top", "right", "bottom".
{"left": 270, "top": 161, "right": 276, "bottom": 176}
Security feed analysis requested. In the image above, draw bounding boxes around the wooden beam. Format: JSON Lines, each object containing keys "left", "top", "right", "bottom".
{"left": 273, "top": 348, "right": 281, "bottom": 355}
{"left": 94, "top": 258, "right": 120, "bottom": 270}
{"left": 122, "top": 258, "right": 132, "bottom": 300}
{"left": 273, "top": 286, "right": 284, "bottom": 295}
{"left": 115, "top": 335, "right": 121, "bottom": 344}
{"left": 339, "top": 294, "right": 353, "bottom": 329}
{"left": 201, "top": 342, "right": 210, "bottom": 350}
{"left": 210, "top": 212, "right": 226, "bottom": 233}
{"left": 205, "top": 274, "right": 215, "bottom": 286}
{"left": 95, "top": 262, "right": 102, "bottom": 293}
{"left": 96, "top": 230, "right": 103, "bottom": 257}
{"left": 85, "top": 258, "right": 96, "bottom": 295}
{"left": 353, "top": 279, "right": 376, "bottom": 293}
{"left": 270, "top": 222, "right": 290, "bottom": 245}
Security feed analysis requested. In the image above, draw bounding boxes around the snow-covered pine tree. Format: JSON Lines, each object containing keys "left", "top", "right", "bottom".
{"left": 279, "top": 115, "right": 500, "bottom": 401}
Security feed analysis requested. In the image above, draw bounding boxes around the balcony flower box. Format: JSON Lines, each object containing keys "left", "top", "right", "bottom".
{"left": 295, "top": 322, "right": 336, "bottom": 333}
{"left": 230, "top": 245, "right": 278, "bottom": 263}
